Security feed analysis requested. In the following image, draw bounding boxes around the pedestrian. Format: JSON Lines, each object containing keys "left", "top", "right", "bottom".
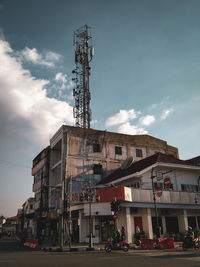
{"left": 116, "top": 229, "right": 121, "bottom": 243}
{"left": 121, "top": 226, "right": 126, "bottom": 241}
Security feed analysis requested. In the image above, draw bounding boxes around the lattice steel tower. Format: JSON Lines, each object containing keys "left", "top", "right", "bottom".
{"left": 72, "top": 25, "right": 94, "bottom": 128}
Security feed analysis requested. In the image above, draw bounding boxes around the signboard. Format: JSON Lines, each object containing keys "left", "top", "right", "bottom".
{"left": 164, "top": 177, "right": 171, "bottom": 188}
{"left": 156, "top": 187, "right": 163, "bottom": 197}
{"left": 71, "top": 193, "right": 79, "bottom": 203}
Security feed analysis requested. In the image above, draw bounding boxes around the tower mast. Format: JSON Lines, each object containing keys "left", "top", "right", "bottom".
{"left": 72, "top": 25, "right": 94, "bottom": 128}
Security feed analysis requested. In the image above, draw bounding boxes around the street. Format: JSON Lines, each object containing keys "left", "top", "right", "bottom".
{"left": 1, "top": 240, "right": 200, "bottom": 267}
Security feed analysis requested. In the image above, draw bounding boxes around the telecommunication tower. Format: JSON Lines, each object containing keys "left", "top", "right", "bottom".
{"left": 72, "top": 25, "right": 94, "bottom": 128}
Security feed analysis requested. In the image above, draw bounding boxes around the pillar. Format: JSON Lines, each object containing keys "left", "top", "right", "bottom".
{"left": 183, "top": 210, "right": 188, "bottom": 231}
{"left": 79, "top": 210, "right": 82, "bottom": 243}
{"left": 147, "top": 208, "right": 153, "bottom": 239}
{"left": 161, "top": 216, "right": 166, "bottom": 236}
{"left": 125, "top": 207, "right": 132, "bottom": 243}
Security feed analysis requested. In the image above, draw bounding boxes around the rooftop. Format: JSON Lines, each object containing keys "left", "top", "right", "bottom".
{"left": 99, "top": 152, "right": 194, "bottom": 185}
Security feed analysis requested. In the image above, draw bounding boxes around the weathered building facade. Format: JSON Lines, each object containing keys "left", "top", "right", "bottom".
{"left": 32, "top": 147, "right": 50, "bottom": 239}
{"left": 48, "top": 125, "right": 179, "bottom": 243}
{"left": 22, "top": 197, "right": 35, "bottom": 238}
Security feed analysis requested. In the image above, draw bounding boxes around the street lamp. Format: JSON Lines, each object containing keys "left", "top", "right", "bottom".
{"left": 151, "top": 167, "right": 174, "bottom": 238}
{"left": 151, "top": 168, "right": 160, "bottom": 238}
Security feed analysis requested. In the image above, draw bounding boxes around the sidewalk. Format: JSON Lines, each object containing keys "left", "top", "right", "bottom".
{"left": 40, "top": 242, "right": 182, "bottom": 252}
{"left": 40, "top": 242, "right": 102, "bottom": 252}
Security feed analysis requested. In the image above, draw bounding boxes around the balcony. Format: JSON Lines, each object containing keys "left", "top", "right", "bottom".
{"left": 32, "top": 181, "right": 41, "bottom": 192}
{"left": 131, "top": 188, "right": 197, "bottom": 205}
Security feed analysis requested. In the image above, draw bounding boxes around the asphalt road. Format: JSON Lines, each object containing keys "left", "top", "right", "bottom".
{"left": 1, "top": 240, "right": 200, "bottom": 267}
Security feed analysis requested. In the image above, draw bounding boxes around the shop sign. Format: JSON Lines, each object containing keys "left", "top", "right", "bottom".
{"left": 164, "top": 177, "right": 171, "bottom": 188}
{"left": 156, "top": 187, "right": 163, "bottom": 197}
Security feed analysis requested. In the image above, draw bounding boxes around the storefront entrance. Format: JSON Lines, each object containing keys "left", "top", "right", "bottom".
{"left": 165, "top": 216, "right": 179, "bottom": 233}
{"left": 72, "top": 211, "right": 79, "bottom": 243}
{"left": 134, "top": 217, "right": 143, "bottom": 232}
{"left": 100, "top": 216, "right": 114, "bottom": 242}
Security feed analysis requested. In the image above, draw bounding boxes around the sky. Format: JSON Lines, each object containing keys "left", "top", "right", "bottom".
{"left": 0, "top": 0, "right": 200, "bottom": 217}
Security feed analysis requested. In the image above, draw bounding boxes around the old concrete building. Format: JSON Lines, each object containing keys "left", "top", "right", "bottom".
{"left": 94, "top": 153, "right": 200, "bottom": 243}
{"left": 22, "top": 197, "right": 35, "bottom": 238}
{"left": 48, "top": 125, "right": 178, "bottom": 243}
{"left": 32, "top": 147, "right": 50, "bottom": 239}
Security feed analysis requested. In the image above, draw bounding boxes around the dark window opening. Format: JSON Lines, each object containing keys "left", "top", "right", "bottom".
{"left": 181, "top": 184, "right": 198, "bottom": 192}
{"left": 93, "top": 143, "right": 101, "bottom": 153}
{"left": 115, "top": 146, "right": 122, "bottom": 155}
{"left": 136, "top": 149, "right": 143, "bottom": 157}
{"left": 152, "top": 217, "right": 163, "bottom": 235}
{"left": 165, "top": 216, "right": 179, "bottom": 234}
{"left": 93, "top": 164, "right": 102, "bottom": 175}
{"left": 197, "top": 217, "right": 200, "bottom": 228}
{"left": 188, "top": 216, "right": 197, "bottom": 229}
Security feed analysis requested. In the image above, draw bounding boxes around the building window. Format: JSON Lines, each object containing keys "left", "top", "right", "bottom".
{"left": 130, "top": 182, "right": 140, "bottom": 189}
{"left": 93, "top": 164, "right": 102, "bottom": 175}
{"left": 115, "top": 146, "right": 122, "bottom": 155}
{"left": 181, "top": 184, "right": 198, "bottom": 192}
{"left": 136, "top": 149, "right": 143, "bottom": 157}
{"left": 93, "top": 143, "right": 101, "bottom": 152}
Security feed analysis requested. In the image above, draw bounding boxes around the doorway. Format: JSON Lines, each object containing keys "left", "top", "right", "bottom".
{"left": 134, "top": 216, "right": 143, "bottom": 232}
{"left": 165, "top": 216, "right": 179, "bottom": 233}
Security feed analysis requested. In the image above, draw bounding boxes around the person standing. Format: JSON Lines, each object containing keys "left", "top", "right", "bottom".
{"left": 121, "top": 226, "right": 126, "bottom": 241}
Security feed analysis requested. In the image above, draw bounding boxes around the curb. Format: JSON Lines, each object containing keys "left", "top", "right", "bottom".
{"left": 41, "top": 247, "right": 101, "bottom": 252}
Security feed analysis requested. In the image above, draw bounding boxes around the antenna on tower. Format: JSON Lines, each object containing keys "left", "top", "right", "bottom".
{"left": 72, "top": 25, "right": 94, "bottom": 129}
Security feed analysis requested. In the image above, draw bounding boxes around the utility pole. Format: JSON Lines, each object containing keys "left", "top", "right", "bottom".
{"left": 60, "top": 132, "right": 67, "bottom": 248}
{"left": 151, "top": 168, "right": 160, "bottom": 238}
{"left": 72, "top": 24, "right": 94, "bottom": 129}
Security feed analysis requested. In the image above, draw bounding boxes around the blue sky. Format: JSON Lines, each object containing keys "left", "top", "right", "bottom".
{"left": 0, "top": 0, "right": 200, "bottom": 216}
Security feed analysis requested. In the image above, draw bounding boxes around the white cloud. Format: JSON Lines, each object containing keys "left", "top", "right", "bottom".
{"left": 19, "top": 47, "right": 61, "bottom": 67}
{"left": 139, "top": 115, "right": 155, "bottom": 126}
{"left": 91, "top": 119, "right": 98, "bottom": 125}
{"left": 55, "top": 72, "right": 67, "bottom": 83}
{"left": 0, "top": 39, "right": 74, "bottom": 146}
{"left": 118, "top": 122, "right": 147, "bottom": 135}
{"left": 55, "top": 72, "right": 74, "bottom": 91}
{"left": 161, "top": 109, "right": 174, "bottom": 120}
{"left": 105, "top": 109, "right": 138, "bottom": 127}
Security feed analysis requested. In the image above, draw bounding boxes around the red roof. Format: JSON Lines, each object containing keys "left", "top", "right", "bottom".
{"left": 99, "top": 153, "right": 193, "bottom": 185}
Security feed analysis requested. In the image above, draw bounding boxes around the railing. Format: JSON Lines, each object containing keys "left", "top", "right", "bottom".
{"left": 131, "top": 188, "right": 197, "bottom": 205}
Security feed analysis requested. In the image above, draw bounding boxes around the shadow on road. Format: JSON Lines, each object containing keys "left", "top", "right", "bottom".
{"left": 0, "top": 239, "right": 37, "bottom": 253}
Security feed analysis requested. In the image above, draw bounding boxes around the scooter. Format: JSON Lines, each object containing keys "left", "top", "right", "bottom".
{"left": 105, "top": 238, "right": 129, "bottom": 253}
{"left": 182, "top": 236, "right": 200, "bottom": 250}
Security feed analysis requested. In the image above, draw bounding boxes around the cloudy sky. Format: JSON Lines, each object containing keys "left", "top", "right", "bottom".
{"left": 0, "top": 0, "right": 200, "bottom": 217}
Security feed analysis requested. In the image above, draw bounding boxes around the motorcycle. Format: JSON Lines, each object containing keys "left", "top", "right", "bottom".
{"left": 105, "top": 238, "right": 129, "bottom": 253}
{"left": 182, "top": 236, "right": 200, "bottom": 250}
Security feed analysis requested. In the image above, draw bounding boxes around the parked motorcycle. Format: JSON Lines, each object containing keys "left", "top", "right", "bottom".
{"left": 105, "top": 238, "right": 129, "bottom": 252}
{"left": 182, "top": 236, "right": 200, "bottom": 250}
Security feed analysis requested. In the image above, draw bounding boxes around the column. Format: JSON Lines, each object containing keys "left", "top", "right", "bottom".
{"left": 125, "top": 207, "right": 132, "bottom": 243}
{"left": 161, "top": 216, "right": 166, "bottom": 236}
{"left": 147, "top": 208, "right": 153, "bottom": 239}
{"left": 79, "top": 210, "right": 82, "bottom": 243}
{"left": 183, "top": 209, "right": 188, "bottom": 231}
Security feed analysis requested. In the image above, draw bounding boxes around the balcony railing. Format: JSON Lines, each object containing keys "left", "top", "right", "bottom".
{"left": 131, "top": 188, "right": 197, "bottom": 205}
